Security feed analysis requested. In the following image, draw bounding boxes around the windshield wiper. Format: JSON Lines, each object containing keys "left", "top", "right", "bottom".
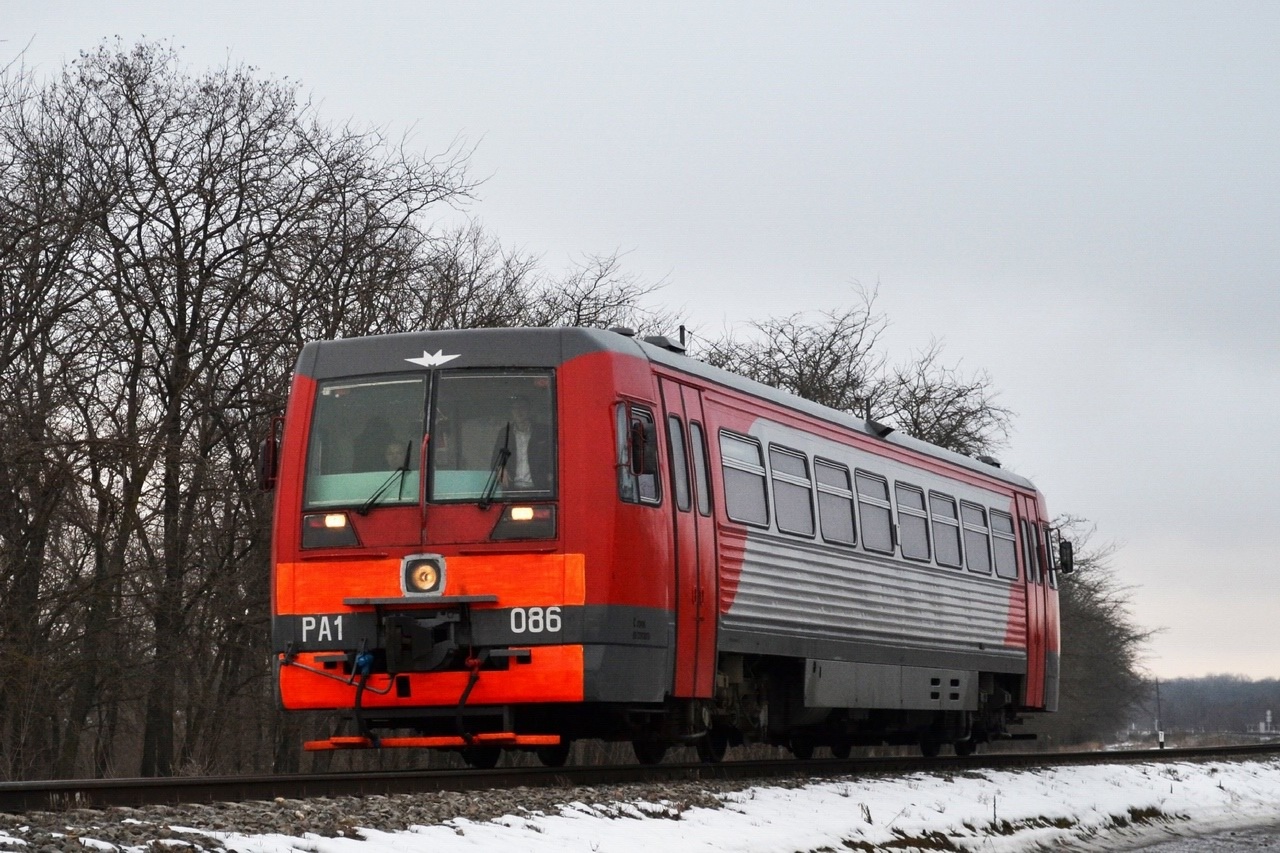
{"left": 356, "top": 441, "right": 412, "bottom": 516}
{"left": 478, "top": 423, "right": 511, "bottom": 511}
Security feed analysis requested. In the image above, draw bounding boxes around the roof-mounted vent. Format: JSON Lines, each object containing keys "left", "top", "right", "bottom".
{"left": 977, "top": 454, "right": 1002, "bottom": 468}
{"left": 643, "top": 335, "right": 687, "bottom": 354}
{"left": 608, "top": 326, "right": 636, "bottom": 337}
{"left": 866, "top": 419, "right": 895, "bottom": 438}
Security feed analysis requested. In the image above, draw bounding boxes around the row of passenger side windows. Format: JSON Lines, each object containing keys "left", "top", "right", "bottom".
{"left": 719, "top": 431, "right": 1021, "bottom": 581}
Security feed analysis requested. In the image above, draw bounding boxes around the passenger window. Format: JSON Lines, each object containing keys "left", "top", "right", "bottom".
{"left": 769, "top": 446, "right": 814, "bottom": 536}
{"left": 895, "top": 483, "right": 931, "bottom": 562}
{"left": 689, "top": 421, "right": 712, "bottom": 516}
{"left": 616, "top": 403, "right": 661, "bottom": 505}
{"left": 930, "top": 493, "right": 963, "bottom": 568}
{"left": 961, "top": 502, "right": 992, "bottom": 575}
{"left": 855, "top": 471, "right": 894, "bottom": 554}
{"left": 815, "top": 459, "right": 856, "bottom": 545}
{"left": 719, "top": 432, "right": 769, "bottom": 526}
{"left": 990, "top": 510, "right": 1019, "bottom": 580}
{"left": 667, "top": 416, "right": 691, "bottom": 512}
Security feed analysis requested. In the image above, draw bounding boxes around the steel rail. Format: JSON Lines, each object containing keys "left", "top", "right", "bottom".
{"left": 2, "top": 741, "right": 1278, "bottom": 815}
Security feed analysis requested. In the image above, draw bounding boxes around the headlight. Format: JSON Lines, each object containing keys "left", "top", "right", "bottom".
{"left": 490, "top": 504, "right": 556, "bottom": 541}
{"left": 301, "top": 512, "right": 360, "bottom": 548}
{"left": 402, "top": 554, "right": 445, "bottom": 595}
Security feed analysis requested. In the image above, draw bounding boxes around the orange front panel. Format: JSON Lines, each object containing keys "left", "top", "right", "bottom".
{"left": 449, "top": 553, "right": 585, "bottom": 606}
{"left": 276, "top": 552, "right": 586, "bottom": 615}
{"left": 279, "top": 644, "right": 585, "bottom": 710}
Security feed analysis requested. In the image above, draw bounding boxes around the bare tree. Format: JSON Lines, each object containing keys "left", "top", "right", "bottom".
{"left": 0, "top": 58, "right": 106, "bottom": 778}
{"left": 415, "top": 222, "right": 538, "bottom": 330}
{"left": 881, "top": 340, "right": 1013, "bottom": 457}
{"left": 0, "top": 40, "right": 478, "bottom": 777}
{"left": 526, "top": 252, "right": 677, "bottom": 335}
{"left": 698, "top": 289, "right": 887, "bottom": 415}
{"left": 696, "top": 286, "right": 1011, "bottom": 457}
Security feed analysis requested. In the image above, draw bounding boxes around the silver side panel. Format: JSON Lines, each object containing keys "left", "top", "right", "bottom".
{"left": 719, "top": 415, "right": 1026, "bottom": 669}
{"left": 722, "top": 529, "right": 1023, "bottom": 661}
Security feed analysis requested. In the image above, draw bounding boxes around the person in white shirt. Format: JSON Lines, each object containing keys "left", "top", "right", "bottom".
{"left": 492, "top": 396, "right": 552, "bottom": 492}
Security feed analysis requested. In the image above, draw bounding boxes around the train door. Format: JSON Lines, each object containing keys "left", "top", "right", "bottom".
{"left": 1041, "top": 522, "right": 1062, "bottom": 712}
{"left": 659, "top": 377, "right": 717, "bottom": 699}
{"left": 1015, "top": 493, "right": 1047, "bottom": 707}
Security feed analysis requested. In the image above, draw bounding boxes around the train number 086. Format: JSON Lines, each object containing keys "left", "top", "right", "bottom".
{"left": 510, "top": 606, "right": 562, "bottom": 634}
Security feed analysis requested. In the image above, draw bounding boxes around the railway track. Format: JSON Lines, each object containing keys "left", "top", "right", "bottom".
{"left": 2, "top": 742, "right": 1278, "bottom": 815}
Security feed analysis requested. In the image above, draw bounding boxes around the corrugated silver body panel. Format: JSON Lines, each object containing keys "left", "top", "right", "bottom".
{"left": 720, "top": 528, "right": 1025, "bottom": 671}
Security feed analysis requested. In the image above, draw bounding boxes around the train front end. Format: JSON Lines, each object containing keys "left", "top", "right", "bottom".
{"left": 267, "top": 330, "right": 626, "bottom": 765}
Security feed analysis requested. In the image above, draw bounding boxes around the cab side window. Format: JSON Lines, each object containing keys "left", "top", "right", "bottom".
{"left": 616, "top": 403, "right": 661, "bottom": 505}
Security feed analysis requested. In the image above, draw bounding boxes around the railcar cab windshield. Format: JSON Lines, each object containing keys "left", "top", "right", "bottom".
{"left": 439, "top": 372, "right": 556, "bottom": 502}
{"left": 302, "top": 370, "right": 557, "bottom": 509}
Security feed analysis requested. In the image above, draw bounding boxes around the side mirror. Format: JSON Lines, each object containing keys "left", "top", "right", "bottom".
{"left": 1059, "top": 540, "right": 1074, "bottom": 575}
{"left": 640, "top": 421, "right": 660, "bottom": 475}
{"left": 629, "top": 421, "right": 646, "bottom": 476}
{"left": 258, "top": 415, "right": 284, "bottom": 491}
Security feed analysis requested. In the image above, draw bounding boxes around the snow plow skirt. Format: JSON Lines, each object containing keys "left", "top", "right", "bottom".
{"left": 304, "top": 733, "right": 561, "bottom": 751}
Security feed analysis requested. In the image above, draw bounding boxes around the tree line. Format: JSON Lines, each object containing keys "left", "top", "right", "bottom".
{"left": 1133, "top": 676, "right": 1279, "bottom": 737}
{"left": 0, "top": 41, "right": 1148, "bottom": 779}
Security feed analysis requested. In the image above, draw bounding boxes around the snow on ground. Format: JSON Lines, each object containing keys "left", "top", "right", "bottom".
{"left": 4, "top": 758, "right": 1280, "bottom": 852}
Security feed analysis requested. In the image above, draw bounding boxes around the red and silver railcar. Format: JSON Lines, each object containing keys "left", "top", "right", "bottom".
{"left": 266, "top": 327, "right": 1069, "bottom": 766}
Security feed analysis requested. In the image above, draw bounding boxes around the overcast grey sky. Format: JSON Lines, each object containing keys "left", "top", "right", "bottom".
{"left": 7, "top": 2, "right": 1278, "bottom": 680}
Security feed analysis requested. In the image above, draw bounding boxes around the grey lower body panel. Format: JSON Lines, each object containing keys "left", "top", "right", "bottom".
{"left": 582, "top": 643, "right": 673, "bottom": 703}
{"left": 804, "top": 659, "right": 980, "bottom": 711}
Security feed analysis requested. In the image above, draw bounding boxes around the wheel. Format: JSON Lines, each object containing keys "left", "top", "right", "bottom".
{"left": 535, "top": 741, "right": 572, "bottom": 767}
{"left": 461, "top": 746, "right": 502, "bottom": 769}
{"left": 790, "top": 737, "right": 815, "bottom": 760}
{"left": 830, "top": 740, "right": 852, "bottom": 760}
{"left": 920, "top": 739, "right": 942, "bottom": 758}
{"left": 695, "top": 726, "right": 729, "bottom": 764}
{"left": 953, "top": 739, "right": 976, "bottom": 757}
{"left": 632, "top": 739, "right": 668, "bottom": 765}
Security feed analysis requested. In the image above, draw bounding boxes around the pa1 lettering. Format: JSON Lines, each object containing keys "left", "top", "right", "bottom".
{"left": 300, "top": 614, "right": 343, "bottom": 643}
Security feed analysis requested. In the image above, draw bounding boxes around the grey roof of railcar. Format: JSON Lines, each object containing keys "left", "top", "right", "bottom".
{"left": 298, "top": 326, "right": 1036, "bottom": 492}
{"left": 620, "top": 332, "right": 1036, "bottom": 492}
